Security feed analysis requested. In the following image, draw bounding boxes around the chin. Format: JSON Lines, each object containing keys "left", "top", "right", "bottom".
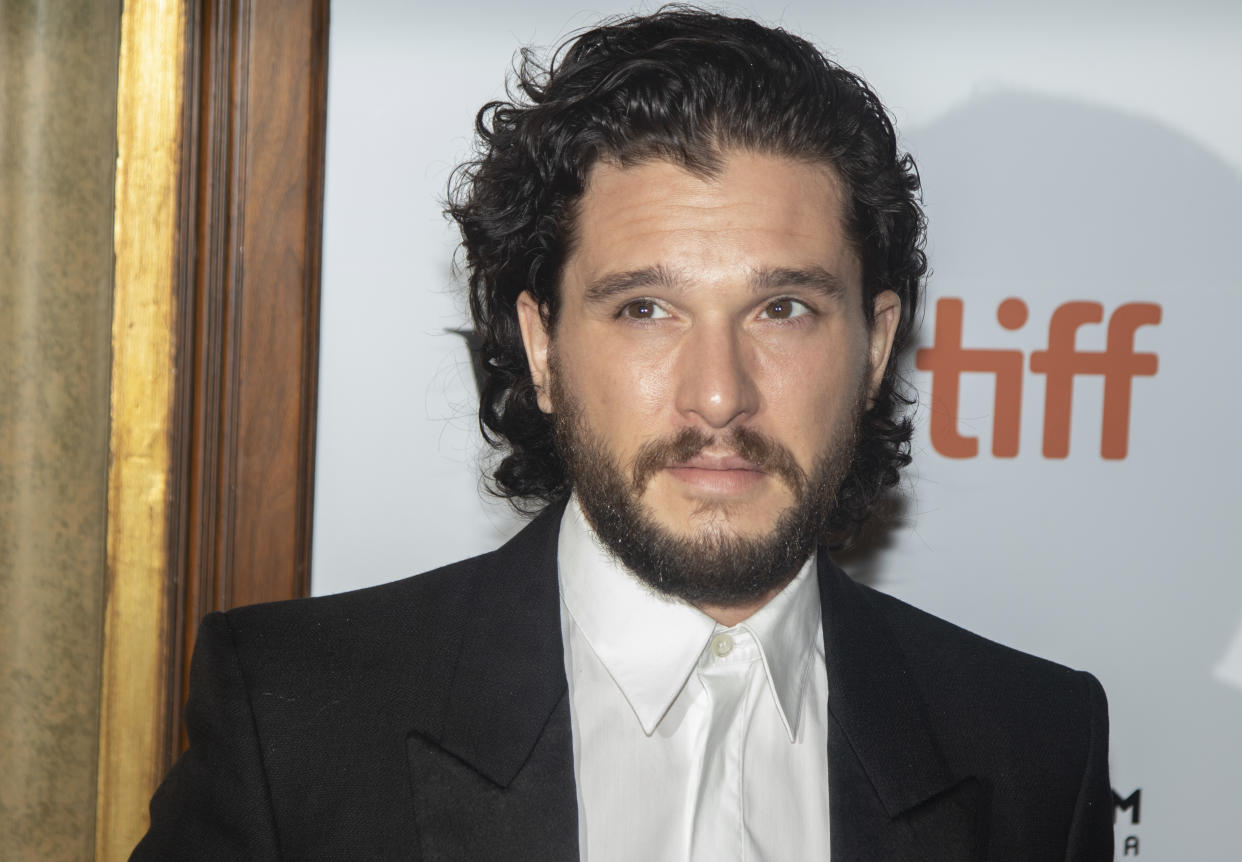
{"left": 645, "top": 486, "right": 789, "bottom": 541}
{"left": 650, "top": 494, "right": 792, "bottom": 542}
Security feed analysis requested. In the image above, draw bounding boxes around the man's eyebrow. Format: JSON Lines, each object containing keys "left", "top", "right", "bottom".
{"left": 582, "top": 264, "right": 847, "bottom": 303}
{"left": 583, "top": 265, "right": 682, "bottom": 303}
{"left": 752, "top": 266, "right": 848, "bottom": 298}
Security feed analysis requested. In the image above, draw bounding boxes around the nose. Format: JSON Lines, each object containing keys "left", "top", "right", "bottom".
{"left": 673, "top": 321, "right": 760, "bottom": 429}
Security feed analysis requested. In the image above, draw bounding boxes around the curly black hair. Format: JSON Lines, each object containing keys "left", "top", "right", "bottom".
{"left": 447, "top": 6, "right": 926, "bottom": 546}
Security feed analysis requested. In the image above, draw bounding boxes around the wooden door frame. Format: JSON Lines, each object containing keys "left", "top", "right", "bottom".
{"left": 169, "top": 0, "right": 329, "bottom": 756}
{"left": 98, "top": 0, "right": 329, "bottom": 854}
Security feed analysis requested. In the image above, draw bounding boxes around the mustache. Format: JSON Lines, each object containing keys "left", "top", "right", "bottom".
{"left": 631, "top": 426, "right": 808, "bottom": 495}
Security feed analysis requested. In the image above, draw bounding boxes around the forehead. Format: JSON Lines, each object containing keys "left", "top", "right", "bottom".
{"left": 565, "top": 152, "right": 859, "bottom": 289}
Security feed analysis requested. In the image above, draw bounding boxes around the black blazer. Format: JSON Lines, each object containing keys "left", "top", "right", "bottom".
{"left": 133, "top": 505, "right": 1112, "bottom": 860}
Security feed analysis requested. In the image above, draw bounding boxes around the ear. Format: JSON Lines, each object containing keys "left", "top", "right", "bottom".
{"left": 516, "top": 291, "right": 554, "bottom": 414}
{"left": 866, "top": 290, "right": 901, "bottom": 404}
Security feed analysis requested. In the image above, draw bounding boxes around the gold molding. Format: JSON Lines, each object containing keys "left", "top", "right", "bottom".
{"left": 96, "top": 1, "right": 188, "bottom": 858}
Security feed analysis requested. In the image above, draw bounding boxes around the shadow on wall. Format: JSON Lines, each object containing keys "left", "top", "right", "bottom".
{"left": 907, "top": 90, "right": 1239, "bottom": 295}
{"left": 840, "top": 92, "right": 1242, "bottom": 697}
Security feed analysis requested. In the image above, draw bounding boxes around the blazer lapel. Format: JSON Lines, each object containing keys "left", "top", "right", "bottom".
{"left": 407, "top": 505, "right": 579, "bottom": 861}
{"left": 820, "top": 555, "right": 985, "bottom": 861}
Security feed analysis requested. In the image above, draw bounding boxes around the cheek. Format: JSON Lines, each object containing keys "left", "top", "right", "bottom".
{"left": 556, "top": 332, "right": 673, "bottom": 433}
{"left": 754, "top": 341, "right": 867, "bottom": 451}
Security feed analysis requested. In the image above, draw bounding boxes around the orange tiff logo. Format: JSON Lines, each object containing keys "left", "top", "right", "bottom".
{"left": 915, "top": 298, "right": 1161, "bottom": 459}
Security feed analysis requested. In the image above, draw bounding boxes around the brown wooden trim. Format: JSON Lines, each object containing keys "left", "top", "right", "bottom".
{"left": 296, "top": 0, "right": 330, "bottom": 616}
{"left": 168, "top": 0, "right": 329, "bottom": 760}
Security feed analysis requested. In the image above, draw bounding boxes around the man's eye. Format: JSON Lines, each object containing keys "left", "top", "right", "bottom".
{"left": 761, "top": 298, "right": 811, "bottom": 320}
{"left": 622, "top": 300, "right": 669, "bottom": 320}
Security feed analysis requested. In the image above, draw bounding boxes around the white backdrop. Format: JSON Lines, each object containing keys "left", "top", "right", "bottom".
{"left": 313, "top": 2, "right": 1242, "bottom": 857}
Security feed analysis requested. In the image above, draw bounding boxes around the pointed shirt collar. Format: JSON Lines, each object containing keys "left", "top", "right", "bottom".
{"left": 558, "top": 497, "right": 822, "bottom": 740}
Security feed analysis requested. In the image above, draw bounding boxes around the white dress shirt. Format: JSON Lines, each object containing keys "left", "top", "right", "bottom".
{"left": 558, "top": 499, "right": 831, "bottom": 862}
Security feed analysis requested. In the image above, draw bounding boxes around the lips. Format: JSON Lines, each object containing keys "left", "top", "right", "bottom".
{"left": 664, "top": 452, "right": 767, "bottom": 495}
{"left": 670, "top": 452, "right": 764, "bottom": 472}
{"left": 629, "top": 426, "right": 806, "bottom": 496}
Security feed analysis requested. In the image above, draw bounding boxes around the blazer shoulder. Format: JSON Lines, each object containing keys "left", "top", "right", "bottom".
{"left": 857, "top": 579, "right": 1092, "bottom": 689}
{"left": 221, "top": 553, "right": 473, "bottom": 660}
{"left": 216, "top": 506, "right": 562, "bottom": 691}
{"left": 227, "top": 550, "right": 486, "bottom": 635}
{"left": 853, "top": 578, "right": 1107, "bottom": 781}
{"left": 229, "top": 503, "right": 561, "bottom": 629}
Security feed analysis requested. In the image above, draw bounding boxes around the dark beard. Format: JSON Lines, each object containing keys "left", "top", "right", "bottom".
{"left": 551, "top": 374, "right": 862, "bottom": 608}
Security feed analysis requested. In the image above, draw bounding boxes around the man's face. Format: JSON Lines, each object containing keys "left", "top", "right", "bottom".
{"left": 518, "top": 152, "right": 899, "bottom": 610}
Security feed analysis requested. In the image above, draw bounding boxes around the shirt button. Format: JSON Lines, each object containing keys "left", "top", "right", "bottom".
{"left": 711, "top": 633, "right": 734, "bottom": 658}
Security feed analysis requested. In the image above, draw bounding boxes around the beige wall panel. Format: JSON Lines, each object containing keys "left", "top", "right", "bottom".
{"left": 0, "top": 1, "right": 123, "bottom": 859}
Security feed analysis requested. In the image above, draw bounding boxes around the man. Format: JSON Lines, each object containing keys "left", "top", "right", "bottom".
{"left": 135, "top": 8, "right": 1111, "bottom": 861}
